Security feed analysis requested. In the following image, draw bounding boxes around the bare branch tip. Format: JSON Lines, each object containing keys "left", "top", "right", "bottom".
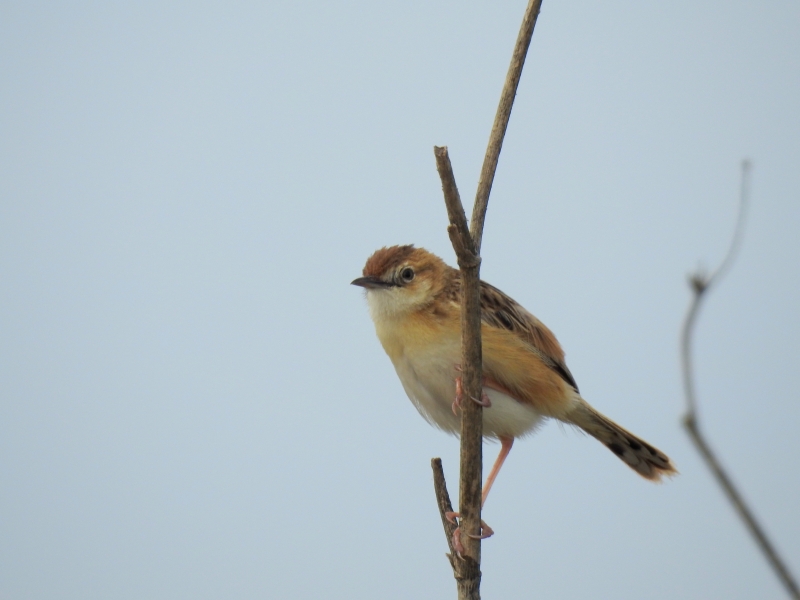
{"left": 680, "top": 162, "right": 800, "bottom": 598}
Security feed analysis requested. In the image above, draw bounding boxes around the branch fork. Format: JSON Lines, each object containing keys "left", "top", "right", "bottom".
{"left": 680, "top": 161, "right": 799, "bottom": 599}
{"left": 429, "top": 2, "right": 543, "bottom": 598}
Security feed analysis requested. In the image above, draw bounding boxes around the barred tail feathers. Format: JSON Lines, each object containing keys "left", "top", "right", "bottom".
{"left": 566, "top": 399, "right": 677, "bottom": 482}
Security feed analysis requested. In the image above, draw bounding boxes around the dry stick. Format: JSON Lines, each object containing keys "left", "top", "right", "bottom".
{"left": 434, "top": 147, "right": 483, "bottom": 597}
{"left": 432, "top": 458, "right": 460, "bottom": 571}
{"left": 471, "top": 0, "right": 543, "bottom": 252}
{"left": 681, "top": 161, "right": 800, "bottom": 600}
{"left": 431, "top": 2, "right": 544, "bottom": 598}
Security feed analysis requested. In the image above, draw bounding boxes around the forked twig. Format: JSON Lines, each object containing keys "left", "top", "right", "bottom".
{"left": 433, "top": 146, "right": 483, "bottom": 597}
{"left": 430, "top": 1, "right": 543, "bottom": 598}
{"left": 681, "top": 161, "right": 800, "bottom": 599}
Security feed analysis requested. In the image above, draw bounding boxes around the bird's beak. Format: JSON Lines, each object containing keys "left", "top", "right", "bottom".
{"left": 351, "top": 276, "right": 395, "bottom": 289}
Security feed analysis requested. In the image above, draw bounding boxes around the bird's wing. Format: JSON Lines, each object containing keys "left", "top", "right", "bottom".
{"left": 479, "top": 280, "right": 579, "bottom": 392}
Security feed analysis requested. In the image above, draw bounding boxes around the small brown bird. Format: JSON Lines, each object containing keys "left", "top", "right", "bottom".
{"left": 352, "top": 245, "right": 676, "bottom": 516}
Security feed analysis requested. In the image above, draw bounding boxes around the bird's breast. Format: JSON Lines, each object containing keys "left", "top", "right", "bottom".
{"left": 374, "top": 314, "right": 461, "bottom": 433}
{"left": 373, "top": 313, "right": 543, "bottom": 438}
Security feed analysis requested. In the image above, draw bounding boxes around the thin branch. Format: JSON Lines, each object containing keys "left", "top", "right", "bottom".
{"left": 432, "top": 458, "right": 482, "bottom": 598}
{"left": 431, "top": 2, "right": 543, "bottom": 598}
{"left": 471, "top": 0, "right": 543, "bottom": 253}
{"left": 681, "top": 161, "right": 800, "bottom": 599}
{"left": 706, "top": 159, "right": 751, "bottom": 289}
{"left": 680, "top": 161, "right": 750, "bottom": 417}
{"left": 434, "top": 147, "right": 484, "bottom": 595}
{"left": 432, "top": 458, "right": 460, "bottom": 571}
{"left": 682, "top": 423, "right": 799, "bottom": 599}
{"left": 435, "top": 148, "right": 479, "bottom": 268}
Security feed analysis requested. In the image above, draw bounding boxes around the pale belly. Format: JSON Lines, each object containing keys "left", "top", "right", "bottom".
{"left": 391, "top": 349, "right": 544, "bottom": 439}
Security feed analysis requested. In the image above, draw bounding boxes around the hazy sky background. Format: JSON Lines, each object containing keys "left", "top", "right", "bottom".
{"left": 1, "top": 1, "right": 798, "bottom": 598}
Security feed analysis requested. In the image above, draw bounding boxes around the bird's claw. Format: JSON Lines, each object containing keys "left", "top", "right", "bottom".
{"left": 472, "top": 392, "right": 491, "bottom": 408}
{"left": 452, "top": 379, "right": 463, "bottom": 415}
{"left": 468, "top": 520, "right": 494, "bottom": 539}
{"left": 452, "top": 527, "right": 465, "bottom": 558}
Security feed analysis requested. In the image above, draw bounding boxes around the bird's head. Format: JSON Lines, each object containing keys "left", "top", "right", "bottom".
{"left": 352, "top": 245, "right": 450, "bottom": 320}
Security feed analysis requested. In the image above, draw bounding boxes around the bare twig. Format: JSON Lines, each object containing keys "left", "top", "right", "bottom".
{"left": 471, "top": 0, "right": 543, "bottom": 253}
{"left": 434, "top": 147, "right": 484, "bottom": 593}
{"left": 432, "top": 458, "right": 481, "bottom": 598}
{"left": 430, "top": 2, "right": 543, "bottom": 598}
{"left": 436, "top": 148, "right": 479, "bottom": 268}
{"left": 681, "top": 161, "right": 800, "bottom": 599}
{"left": 432, "top": 459, "right": 461, "bottom": 570}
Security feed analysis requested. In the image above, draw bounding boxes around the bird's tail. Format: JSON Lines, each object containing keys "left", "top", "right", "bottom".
{"left": 565, "top": 399, "right": 677, "bottom": 481}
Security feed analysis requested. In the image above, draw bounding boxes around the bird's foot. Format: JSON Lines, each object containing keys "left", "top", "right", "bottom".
{"left": 445, "top": 512, "right": 494, "bottom": 558}
{"left": 452, "top": 372, "right": 492, "bottom": 415}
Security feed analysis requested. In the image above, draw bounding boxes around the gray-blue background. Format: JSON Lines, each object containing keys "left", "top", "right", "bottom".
{"left": 2, "top": 2, "right": 798, "bottom": 598}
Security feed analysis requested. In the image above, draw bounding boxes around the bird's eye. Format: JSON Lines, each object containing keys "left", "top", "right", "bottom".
{"left": 399, "top": 267, "right": 415, "bottom": 283}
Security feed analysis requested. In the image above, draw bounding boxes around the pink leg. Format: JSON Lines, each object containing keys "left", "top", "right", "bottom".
{"left": 481, "top": 436, "right": 514, "bottom": 506}
{"left": 444, "top": 418, "right": 514, "bottom": 552}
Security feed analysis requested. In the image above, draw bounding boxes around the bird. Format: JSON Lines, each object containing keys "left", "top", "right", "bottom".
{"left": 352, "top": 245, "right": 676, "bottom": 539}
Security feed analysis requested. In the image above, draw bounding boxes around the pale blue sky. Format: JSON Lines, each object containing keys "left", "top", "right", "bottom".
{"left": 1, "top": 2, "right": 799, "bottom": 598}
